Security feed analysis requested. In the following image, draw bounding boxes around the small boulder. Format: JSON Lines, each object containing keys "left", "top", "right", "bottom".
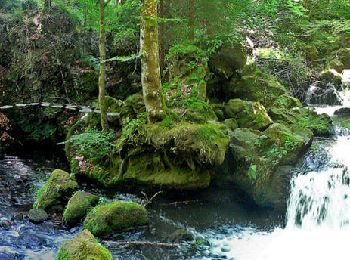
{"left": 33, "top": 169, "right": 78, "bottom": 213}
{"left": 57, "top": 230, "right": 112, "bottom": 260}
{"left": 63, "top": 191, "right": 99, "bottom": 226}
{"left": 168, "top": 229, "right": 194, "bottom": 243}
{"left": 83, "top": 201, "right": 148, "bottom": 237}
{"left": 224, "top": 99, "right": 272, "bottom": 130}
{"left": 307, "top": 85, "right": 342, "bottom": 105}
{"left": 225, "top": 69, "right": 286, "bottom": 107}
{"left": 334, "top": 107, "right": 350, "bottom": 116}
{"left": 28, "top": 209, "right": 48, "bottom": 223}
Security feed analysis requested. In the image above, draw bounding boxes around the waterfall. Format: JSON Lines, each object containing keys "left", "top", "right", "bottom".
{"left": 286, "top": 129, "right": 350, "bottom": 230}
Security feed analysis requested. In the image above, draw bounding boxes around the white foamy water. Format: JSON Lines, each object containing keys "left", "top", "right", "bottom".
{"left": 343, "top": 69, "right": 350, "bottom": 83}
{"left": 205, "top": 112, "right": 350, "bottom": 260}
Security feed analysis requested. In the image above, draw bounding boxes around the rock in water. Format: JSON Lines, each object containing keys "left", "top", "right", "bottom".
{"left": 63, "top": 191, "right": 99, "bottom": 226}
{"left": 83, "top": 201, "right": 148, "bottom": 237}
{"left": 28, "top": 209, "right": 48, "bottom": 223}
{"left": 57, "top": 230, "right": 112, "bottom": 260}
{"left": 33, "top": 169, "right": 78, "bottom": 213}
{"left": 168, "top": 229, "right": 194, "bottom": 243}
{"left": 334, "top": 107, "right": 350, "bottom": 116}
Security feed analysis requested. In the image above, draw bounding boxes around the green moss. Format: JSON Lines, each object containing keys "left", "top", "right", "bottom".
{"left": 226, "top": 68, "right": 286, "bottom": 107}
{"left": 224, "top": 99, "right": 273, "bottom": 130}
{"left": 63, "top": 191, "right": 99, "bottom": 226}
{"left": 123, "top": 153, "right": 211, "bottom": 189}
{"left": 34, "top": 169, "right": 78, "bottom": 213}
{"left": 229, "top": 123, "right": 312, "bottom": 208}
{"left": 333, "top": 116, "right": 350, "bottom": 130}
{"left": 83, "top": 201, "right": 148, "bottom": 237}
{"left": 209, "top": 41, "right": 247, "bottom": 78}
{"left": 57, "top": 230, "right": 112, "bottom": 260}
{"left": 144, "top": 122, "right": 229, "bottom": 166}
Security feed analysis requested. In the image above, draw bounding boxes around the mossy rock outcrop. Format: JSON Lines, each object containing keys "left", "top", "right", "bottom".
{"left": 224, "top": 123, "right": 313, "bottom": 209}
{"left": 268, "top": 95, "right": 333, "bottom": 137}
{"left": 224, "top": 99, "right": 273, "bottom": 130}
{"left": 83, "top": 201, "right": 148, "bottom": 237}
{"left": 57, "top": 230, "right": 112, "bottom": 260}
{"left": 68, "top": 122, "right": 229, "bottom": 190}
{"left": 63, "top": 191, "right": 99, "bottom": 226}
{"left": 34, "top": 169, "right": 78, "bottom": 213}
{"left": 225, "top": 68, "right": 286, "bottom": 106}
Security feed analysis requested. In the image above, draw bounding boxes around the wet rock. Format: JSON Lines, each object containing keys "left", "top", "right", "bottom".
{"left": 224, "top": 99, "right": 272, "bottom": 130}
{"left": 307, "top": 85, "right": 342, "bottom": 105}
{"left": 57, "top": 230, "right": 112, "bottom": 260}
{"left": 221, "top": 243, "right": 231, "bottom": 253}
{"left": 83, "top": 201, "right": 148, "bottom": 237}
{"left": 28, "top": 209, "right": 48, "bottom": 223}
{"left": 33, "top": 169, "right": 78, "bottom": 213}
{"left": 334, "top": 107, "right": 350, "bottom": 116}
{"left": 63, "top": 191, "right": 99, "bottom": 226}
{"left": 168, "top": 229, "right": 194, "bottom": 243}
{"left": 0, "top": 217, "right": 13, "bottom": 228}
{"left": 222, "top": 123, "right": 312, "bottom": 209}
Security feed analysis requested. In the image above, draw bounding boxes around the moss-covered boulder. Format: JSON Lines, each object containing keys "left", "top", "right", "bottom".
{"left": 268, "top": 94, "right": 333, "bottom": 137}
{"left": 339, "top": 48, "right": 350, "bottom": 68}
{"left": 333, "top": 115, "right": 350, "bottom": 130}
{"left": 28, "top": 209, "right": 48, "bottom": 223}
{"left": 63, "top": 191, "right": 99, "bottom": 226}
{"left": 224, "top": 99, "right": 273, "bottom": 130}
{"left": 209, "top": 42, "right": 247, "bottom": 78}
{"left": 68, "top": 122, "right": 229, "bottom": 190}
{"left": 34, "top": 169, "right": 78, "bottom": 213}
{"left": 223, "top": 123, "right": 313, "bottom": 209}
{"left": 57, "top": 230, "right": 112, "bottom": 260}
{"left": 83, "top": 201, "right": 148, "bottom": 237}
{"left": 225, "top": 68, "right": 286, "bottom": 106}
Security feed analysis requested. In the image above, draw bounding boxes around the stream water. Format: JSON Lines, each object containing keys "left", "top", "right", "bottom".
{"left": 1, "top": 90, "right": 350, "bottom": 259}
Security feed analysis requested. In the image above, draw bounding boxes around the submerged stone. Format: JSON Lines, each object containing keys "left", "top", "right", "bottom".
{"left": 334, "top": 107, "right": 350, "bottom": 116}
{"left": 57, "top": 230, "right": 112, "bottom": 260}
{"left": 168, "top": 229, "right": 194, "bottom": 243}
{"left": 63, "top": 191, "right": 99, "bottom": 226}
{"left": 33, "top": 169, "right": 78, "bottom": 213}
{"left": 28, "top": 209, "right": 48, "bottom": 223}
{"left": 83, "top": 201, "right": 148, "bottom": 237}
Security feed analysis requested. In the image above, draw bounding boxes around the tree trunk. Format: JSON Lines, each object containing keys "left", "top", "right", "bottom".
{"left": 159, "top": 0, "right": 166, "bottom": 74}
{"left": 99, "top": 0, "right": 109, "bottom": 131}
{"left": 141, "top": 0, "right": 166, "bottom": 123}
{"left": 44, "top": 0, "right": 51, "bottom": 9}
{"left": 189, "top": 0, "right": 195, "bottom": 41}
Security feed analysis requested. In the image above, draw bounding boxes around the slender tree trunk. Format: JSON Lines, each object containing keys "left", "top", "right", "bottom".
{"left": 44, "top": 0, "right": 51, "bottom": 9}
{"left": 189, "top": 0, "right": 195, "bottom": 41}
{"left": 99, "top": 0, "right": 109, "bottom": 131}
{"left": 141, "top": 0, "right": 166, "bottom": 123}
{"left": 159, "top": 0, "right": 166, "bottom": 74}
